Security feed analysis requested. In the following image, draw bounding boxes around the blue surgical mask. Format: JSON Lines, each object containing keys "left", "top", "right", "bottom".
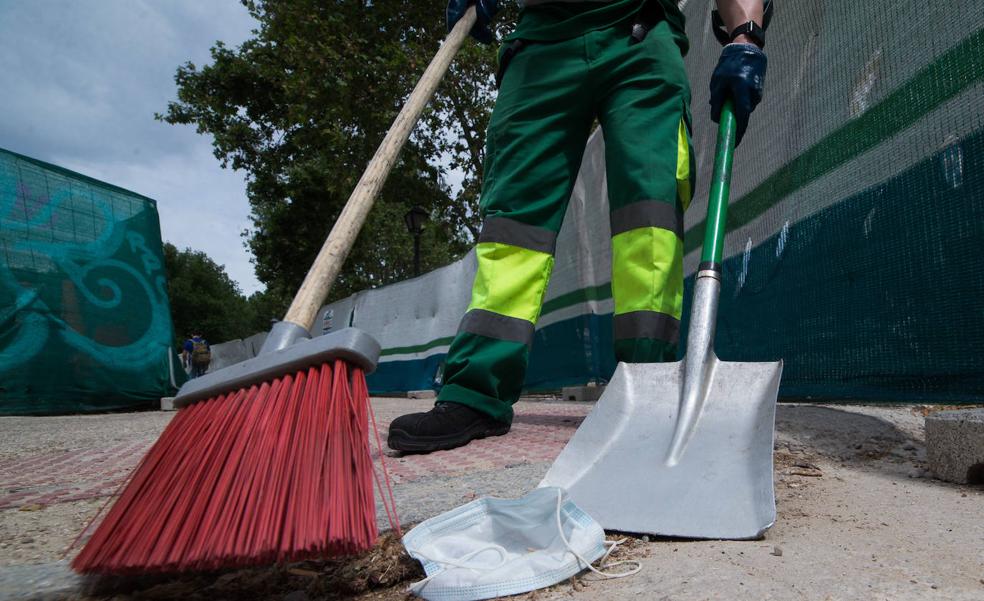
{"left": 403, "top": 486, "right": 639, "bottom": 601}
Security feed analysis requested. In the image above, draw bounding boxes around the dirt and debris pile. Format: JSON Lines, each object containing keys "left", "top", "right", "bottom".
{"left": 77, "top": 533, "right": 423, "bottom": 601}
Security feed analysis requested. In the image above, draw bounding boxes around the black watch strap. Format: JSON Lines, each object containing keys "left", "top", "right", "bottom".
{"left": 729, "top": 21, "right": 766, "bottom": 48}
{"left": 711, "top": 1, "right": 774, "bottom": 47}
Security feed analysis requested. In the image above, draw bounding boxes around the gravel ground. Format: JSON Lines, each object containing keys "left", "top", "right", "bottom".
{"left": 0, "top": 412, "right": 172, "bottom": 462}
{"left": 0, "top": 498, "right": 104, "bottom": 565}
{"left": 0, "top": 400, "right": 982, "bottom": 600}
{"left": 0, "top": 412, "right": 173, "bottom": 567}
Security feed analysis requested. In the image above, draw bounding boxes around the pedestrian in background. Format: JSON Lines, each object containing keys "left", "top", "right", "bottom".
{"left": 186, "top": 332, "right": 211, "bottom": 378}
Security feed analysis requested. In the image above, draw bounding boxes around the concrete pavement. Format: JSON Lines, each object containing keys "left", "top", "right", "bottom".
{"left": 1, "top": 399, "right": 982, "bottom": 600}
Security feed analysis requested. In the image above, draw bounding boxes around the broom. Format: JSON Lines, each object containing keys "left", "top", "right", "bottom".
{"left": 71, "top": 6, "right": 478, "bottom": 574}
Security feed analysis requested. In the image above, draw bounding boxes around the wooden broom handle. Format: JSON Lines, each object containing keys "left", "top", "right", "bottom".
{"left": 283, "top": 6, "right": 478, "bottom": 330}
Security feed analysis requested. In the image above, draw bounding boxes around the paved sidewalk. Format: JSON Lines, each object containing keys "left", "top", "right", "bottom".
{"left": 0, "top": 398, "right": 588, "bottom": 570}
{"left": 0, "top": 440, "right": 150, "bottom": 510}
{"left": 1, "top": 399, "right": 982, "bottom": 600}
{"left": 371, "top": 399, "right": 587, "bottom": 484}
{"left": 369, "top": 399, "right": 590, "bottom": 529}
{"left": 0, "top": 399, "right": 588, "bottom": 529}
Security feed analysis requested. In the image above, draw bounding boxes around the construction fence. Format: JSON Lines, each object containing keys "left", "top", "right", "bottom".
{"left": 0, "top": 148, "right": 183, "bottom": 415}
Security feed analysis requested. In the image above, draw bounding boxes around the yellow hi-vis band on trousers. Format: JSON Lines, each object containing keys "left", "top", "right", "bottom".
{"left": 676, "top": 116, "right": 693, "bottom": 211}
{"left": 468, "top": 242, "right": 555, "bottom": 324}
{"left": 611, "top": 226, "right": 684, "bottom": 318}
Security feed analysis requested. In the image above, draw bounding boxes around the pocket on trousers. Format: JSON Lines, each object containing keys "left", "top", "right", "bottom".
{"left": 676, "top": 101, "right": 696, "bottom": 213}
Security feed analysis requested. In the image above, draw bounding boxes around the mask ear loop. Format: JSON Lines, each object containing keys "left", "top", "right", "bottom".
{"left": 554, "top": 489, "right": 642, "bottom": 579}
{"left": 405, "top": 543, "right": 510, "bottom": 593}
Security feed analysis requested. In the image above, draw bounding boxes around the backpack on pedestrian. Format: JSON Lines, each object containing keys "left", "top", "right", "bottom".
{"left": 191, "top": 338, "right": 211, "bottom": 367}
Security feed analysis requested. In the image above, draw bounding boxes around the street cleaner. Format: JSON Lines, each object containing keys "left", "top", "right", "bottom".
{"left": 389, "top": 0, "right": 769, "bottom": 453}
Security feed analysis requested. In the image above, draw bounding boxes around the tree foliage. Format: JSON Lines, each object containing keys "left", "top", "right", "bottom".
{"left": 159, "top": 0, "right": 518, "bottom": 308}
{"left": 163, "top": 242, "right": 257, "bottom": 346}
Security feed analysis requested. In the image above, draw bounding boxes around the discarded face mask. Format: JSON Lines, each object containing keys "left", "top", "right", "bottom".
{"left": 403, "top": 486, "right": 640, "bottom": 601}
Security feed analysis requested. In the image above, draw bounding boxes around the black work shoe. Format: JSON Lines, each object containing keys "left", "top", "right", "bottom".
{"left": 387, "top": 402, "right": 511, "bottom": 453}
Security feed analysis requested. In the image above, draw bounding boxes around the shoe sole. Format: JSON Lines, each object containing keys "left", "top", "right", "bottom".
{"left": 387, "top": 421, "right": 511, "bottom": 453}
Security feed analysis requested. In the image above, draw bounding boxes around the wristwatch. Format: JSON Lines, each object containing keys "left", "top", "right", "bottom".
{"left": 711, "top": 0, "right": 774, "bottom": 47}
{"left": 728, "top": 21, "right": 766, "bottom": 47}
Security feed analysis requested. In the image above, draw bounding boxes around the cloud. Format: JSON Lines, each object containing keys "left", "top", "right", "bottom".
{"left": 0, "top": 0, "right": 262, "bottom": 292}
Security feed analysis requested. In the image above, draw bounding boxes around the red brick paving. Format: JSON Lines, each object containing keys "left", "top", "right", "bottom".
{"left": 0, "top": 402, "right": 590, "bottom": 510}
{"left": 0, "top": 440, "right": 151, "bottom": 510}
{"left": 374, "top": 406, "right": 588, "bottom": 483}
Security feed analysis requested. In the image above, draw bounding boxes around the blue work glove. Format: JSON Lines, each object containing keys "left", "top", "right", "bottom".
{"left": 709, "top": 43, "right": 768, "bottom": 146}
{"left": 447, "top": 0, "right": 499, "bottom": 44}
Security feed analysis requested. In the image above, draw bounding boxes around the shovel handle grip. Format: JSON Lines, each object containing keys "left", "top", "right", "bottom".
{"left": 282, "top": 6, "right": 478, "bottom": 331}
{"left": 700, "top": 99, "right": 737, "bottom": 266}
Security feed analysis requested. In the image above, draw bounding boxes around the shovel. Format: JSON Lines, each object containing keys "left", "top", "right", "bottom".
{"left": 540, "top": 100, "right": 783, "bottom": 539}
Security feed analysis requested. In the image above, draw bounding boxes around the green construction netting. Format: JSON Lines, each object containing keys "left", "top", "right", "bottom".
{"left": 0, "top": 148, "right": 184, "bottom": 415}
{"left": 677, "top": 1, "right": 984, "bottom": 402}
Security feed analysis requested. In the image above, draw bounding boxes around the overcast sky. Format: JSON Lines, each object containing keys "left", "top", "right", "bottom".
{"left": 0, "top": 1, "right": 263, "bottom": 293}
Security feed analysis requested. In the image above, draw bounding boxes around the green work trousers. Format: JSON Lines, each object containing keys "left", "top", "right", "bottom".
{"left": 437, "top": 19, "right": 694, "bottom": 423}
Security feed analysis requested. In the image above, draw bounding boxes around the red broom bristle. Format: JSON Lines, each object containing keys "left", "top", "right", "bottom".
{"left": 71, "top": 359, "right": 379, "bottom": 574}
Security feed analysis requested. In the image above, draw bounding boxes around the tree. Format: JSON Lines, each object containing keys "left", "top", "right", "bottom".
{"left": 159, "top": 0, "right": 518, "bottom": 305}
{"left": 163, "top": 243, "right": 254, "bottom": 346}
{"left": 243, "top": 287, "right": 286, "bottom": 333}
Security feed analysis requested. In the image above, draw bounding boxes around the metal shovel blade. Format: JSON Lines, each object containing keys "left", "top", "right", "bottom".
{"left": 541, "top": 101, "right": 781, "bottom": 539}
{"left": 539, "top": 357, "right": 781, "bottom": 539}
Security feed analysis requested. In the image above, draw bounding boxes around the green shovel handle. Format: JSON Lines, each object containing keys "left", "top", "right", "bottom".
{"left": 700, "top": 99, "right": 737, "bottom": 266}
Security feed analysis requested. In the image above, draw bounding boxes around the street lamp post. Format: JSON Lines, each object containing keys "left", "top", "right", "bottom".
{"left": 403, "top": 205, "right": 429, "bottom": 276}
